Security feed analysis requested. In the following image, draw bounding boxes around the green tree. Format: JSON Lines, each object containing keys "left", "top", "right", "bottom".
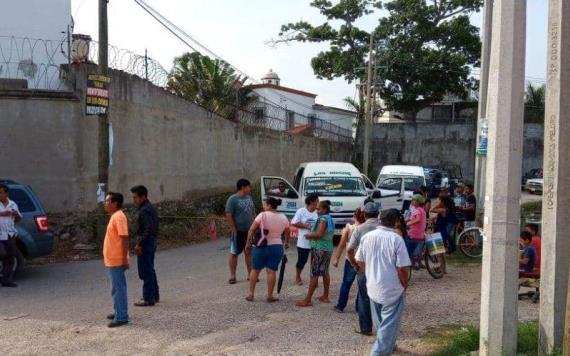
{"left": 167, "top": 52, "right": 255, "bottom": 119}
{"left": 275, "top": 0, "right": 482, "bottom": 122}
{"left": 375, "top": 0, "right": 482, "bottom": 121}
{"left": 524, "top": 83, "right": 545, "bottom": 123}
{"left": 275, "top": 0, "right": 382, "bottom": 123}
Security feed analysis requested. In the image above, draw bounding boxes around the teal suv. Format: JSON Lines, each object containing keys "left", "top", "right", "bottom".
{"left": 0, "top": 180, "right": 54, "bottom": 275}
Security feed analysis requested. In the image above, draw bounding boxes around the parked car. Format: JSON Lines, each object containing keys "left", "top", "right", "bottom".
{"left": 522, "top": 168, "right": 543, "bottom": 189}
{"left": 0, "top": 180, "right": 54, "bottom": 276}
{"left": 525, "top": 178, "right": 543, "bottom": 195}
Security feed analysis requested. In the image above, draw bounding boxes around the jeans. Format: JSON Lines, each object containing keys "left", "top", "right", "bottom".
{"left": 137, "top": 239, "right": 160, "bottom": 303}
{"left": 356, "top": 272, "right": 373, "bottom": 333}
{"left": 108, "top": 267, "right": 129, "bottom": 322}
{"left": 0, "top": 237, "right": 17, "bottom": 284}
{"left": 296, "top": 247, "right": 311, "bottom": 270}
{"left": 405, "top": 239, "right": 424, "bottom": 262}
{"left": 370, "top": 294, "right": 406, "bottom": 356}
{"left": 335, "top": 259, "right": 357, "bottom": 311}
{"left": 446, "top": 222, "right": 456, "bottom": 253}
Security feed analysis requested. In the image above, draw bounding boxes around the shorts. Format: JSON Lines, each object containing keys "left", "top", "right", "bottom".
{"left": 230, "top": 231, "right": 248, "bottom": 255}
{"left": 296, "top": 247, "right": 311, "bottom": 270}
{"left": 252, "top": 244, "right": 284, "bottom": 271}
{"left": 310, "top": 249, "right": 332, "bottom": 277}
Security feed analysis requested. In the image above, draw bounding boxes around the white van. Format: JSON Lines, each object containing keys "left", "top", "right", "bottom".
{"left": 261, "top": 162, "right": 404, "bottom": 236}
{"left": 375, "top": 165, "right": 427, "bottom": 201}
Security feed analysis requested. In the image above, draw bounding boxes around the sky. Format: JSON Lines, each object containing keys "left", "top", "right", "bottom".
{"left": 71, "top": 0, "right": 548, "bottom": 108}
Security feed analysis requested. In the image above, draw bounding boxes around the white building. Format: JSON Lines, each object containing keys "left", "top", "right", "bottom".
{"left": 0, "top": 0, "right": 72, "bottom": 90}
{"left": 248, "top": 70, "right": 356, "bottom": 139}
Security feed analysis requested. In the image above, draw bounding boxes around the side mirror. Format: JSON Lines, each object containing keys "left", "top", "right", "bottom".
{"left": 372, "top": 190, "right": 382, "bottom": 199}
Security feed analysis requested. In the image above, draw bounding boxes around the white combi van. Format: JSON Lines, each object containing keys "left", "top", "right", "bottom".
{"left": 375, "top": 165, "right": 427, "bottom": 200}
{"left": 261, "top": 162, "right": 404, "bottom": 236}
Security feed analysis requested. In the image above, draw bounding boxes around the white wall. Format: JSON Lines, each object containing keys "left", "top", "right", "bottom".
{"left": 252, "top": 87, "right": 316, "bottom": 128}
{"left": 0, "top": 0, "right": 71, "bottom": 89}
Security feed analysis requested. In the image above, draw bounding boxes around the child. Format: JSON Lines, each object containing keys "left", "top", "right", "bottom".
{"left": 519, "top": 231, "right": 537, "bottom": 273}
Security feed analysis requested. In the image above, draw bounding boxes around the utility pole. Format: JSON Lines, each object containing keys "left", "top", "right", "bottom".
{"left": 98, "top": 0, "right": 109, "bottom": 204}
{"left": 362, "top": 33, "right": 374, "bottom": 176}
{"left": 474, "top": 0, "right": 493, "bottom": 211}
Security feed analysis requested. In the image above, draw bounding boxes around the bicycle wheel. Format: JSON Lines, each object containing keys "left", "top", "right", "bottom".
{"left": 424, "top": 252, "right": 445, "bottom": 279}
{"left": 457, "top": 227, "right": 484, "bottom": 258}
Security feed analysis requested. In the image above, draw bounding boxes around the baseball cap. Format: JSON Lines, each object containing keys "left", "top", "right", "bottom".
{"left": 411, "top": 194, "right": 426, "bottom": 204}
{"left": 363, "top": 202, "right": 380, "bottom": 214}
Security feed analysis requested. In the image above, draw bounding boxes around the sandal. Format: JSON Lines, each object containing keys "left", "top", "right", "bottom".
{"left": 229, "top": 278, "right": 237, "bottom": 284}
{"left": 266, "top": 297, "right": 279, "bottom": 303}
{"left": 295, "top": 300, "right": 313, "bottom": 307}
{"left": 245, "top": 295, "right": 254, "bottom": 302}
{"left": 318, "top": 296, "right": 331, "bottom": 303}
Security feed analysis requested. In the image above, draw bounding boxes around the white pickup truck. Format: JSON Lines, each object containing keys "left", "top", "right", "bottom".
{"left": 261, "top": 162, "right": 406, "bottom": 236}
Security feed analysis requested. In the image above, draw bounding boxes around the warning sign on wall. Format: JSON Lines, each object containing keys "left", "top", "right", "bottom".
{"left": 86, "top": 74, "right": 111, "bottom": 115}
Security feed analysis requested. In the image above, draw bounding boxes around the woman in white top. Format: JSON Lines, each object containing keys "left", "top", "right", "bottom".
{"left": 291, "top": 194, "right": 319, "bottom": 285}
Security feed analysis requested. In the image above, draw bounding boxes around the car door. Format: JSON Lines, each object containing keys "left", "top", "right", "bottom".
{"left": 261, "top": 176, "right": 301, "bottom": 219}
{"left": 377, "top": 177, "right": 405, "bottom": 210}
{"left": 361, "top": 174, "right": 375, "bottom": 196}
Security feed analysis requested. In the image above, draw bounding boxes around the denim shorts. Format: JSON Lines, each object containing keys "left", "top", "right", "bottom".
{"left": 252, "top": 244, "right": 284, "bottom": 271}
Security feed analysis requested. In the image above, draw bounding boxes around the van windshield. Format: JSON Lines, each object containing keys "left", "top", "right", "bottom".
{"left": 378, "top": 175, "right": 424, "bottom": 191}
{"left": 304, "top": 177, "right": 368, "bottom": 197}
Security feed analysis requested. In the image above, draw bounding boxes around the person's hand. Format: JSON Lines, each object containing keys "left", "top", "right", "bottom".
{"left": 245, "top": 240, "right": 252, "bottom": 252}
{"left": 332, "top": 257, "right": 339, "bottom": 268}
{"left": 0, "top": 211, "right": 10, "bottom": 217}
{"left": 11, "top": 210, "right": 19, "bottom": 218}
{"left": 134, "top": 244, "right": 143, "bottom": 256}
{"left": 305, "top": 223, "right": 312, "bottom": 230}
{"left": 284, "top": 242, "right": 289, "bottom": 250}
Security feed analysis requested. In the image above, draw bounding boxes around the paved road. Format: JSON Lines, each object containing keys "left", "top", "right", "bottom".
{"left": 1, "top": 239, "right": 538, "bottom": 355}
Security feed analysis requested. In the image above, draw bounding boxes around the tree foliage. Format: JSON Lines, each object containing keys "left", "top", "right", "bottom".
{"left": 275, "top": 0, "right": 482, "bottom": 121}
{"left": 524, "top": 83, "right": 545, "bottom": 123}
{"left": 167, "top": 52, "right": 255, "bottom": 119}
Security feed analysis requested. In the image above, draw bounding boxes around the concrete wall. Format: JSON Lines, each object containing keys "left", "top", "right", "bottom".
{"left": 0, "top": 65, "right": 351, "bottom": 212}
{"left": 367, "top": 122, "right": 544, "bottom": 182}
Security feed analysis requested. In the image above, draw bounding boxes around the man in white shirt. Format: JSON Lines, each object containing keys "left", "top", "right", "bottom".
{"left": 356, "top": 209, "right": 411, "bottom": 356}
{"left": 0, "top": 184, "right": 23, "bottom": 287}
{"left": 291, "top": 194, "right": 319, "bottom": 285}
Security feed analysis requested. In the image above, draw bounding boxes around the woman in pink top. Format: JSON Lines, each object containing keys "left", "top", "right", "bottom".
{"left": 245, "top": 197, "right": 290, "bottom": 302}
{"left": 405, "top": 194, "right": 427, "bottom": 268}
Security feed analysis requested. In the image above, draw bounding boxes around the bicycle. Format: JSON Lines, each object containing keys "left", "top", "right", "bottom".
{"left": 449, "top": 212, "right": 484, "bottom": 258}
{"left": 407, "top": 228, "right": 446, "bottom": 281}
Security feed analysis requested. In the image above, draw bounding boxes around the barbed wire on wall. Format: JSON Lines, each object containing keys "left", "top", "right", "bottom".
{"left": 0, "top": 36, "right": 69, "bottom": 90}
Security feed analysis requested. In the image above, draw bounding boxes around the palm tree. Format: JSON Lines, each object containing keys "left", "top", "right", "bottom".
{"left": 167, "top": 52, "right": 255, "bottom": 119}
{"left": 524, "top": 83, "right": 545, "bottom": 123}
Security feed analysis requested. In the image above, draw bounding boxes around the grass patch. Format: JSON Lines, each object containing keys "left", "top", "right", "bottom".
{"left": 446, "top": 252, "right": 481, "bottom": 266}
{"left": 428, "top": 320, "right": 560, "bottom": 356}
{"left": 521, "top": 201, "right": 542, "bottom": 221}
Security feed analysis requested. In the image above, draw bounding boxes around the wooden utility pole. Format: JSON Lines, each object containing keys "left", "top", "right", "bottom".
{"left": 98, "top": 0, "right": 109, "bottom": 203}
{"left": 362, "top": 34, "right": 374, "bottom": 176}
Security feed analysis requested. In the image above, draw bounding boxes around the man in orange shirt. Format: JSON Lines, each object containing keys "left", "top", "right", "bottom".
{"left": 103, "top": 192, "right": 130, "bottom": 328}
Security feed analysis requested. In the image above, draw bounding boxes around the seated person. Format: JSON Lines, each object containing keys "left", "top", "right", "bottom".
{"left": 524, "top": 223, "right": 541, "bottom": 271}
{"left": 519, "top": 231, "right": 537, "bottom": 273}
{"left": 269, "top": 182, "right": 288, "bottom": 197}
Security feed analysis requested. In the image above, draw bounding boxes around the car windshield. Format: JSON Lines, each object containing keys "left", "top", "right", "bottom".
{"left": 304, "top": 177, "right": 368, "bottom": 197}
{"left": 378, "top": 175, "right": 424, "bottom": 191}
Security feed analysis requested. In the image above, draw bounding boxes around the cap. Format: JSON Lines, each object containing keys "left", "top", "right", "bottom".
{"left": 363, "top": 202, "right": 380, "bottom": 214}
{"left": 411, "top": 194, "right": 426, "bottom": 204}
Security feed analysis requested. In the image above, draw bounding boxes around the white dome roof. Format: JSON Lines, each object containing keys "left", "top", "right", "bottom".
{"left": 261, "top": 69, "right": 280, "bottom": 80}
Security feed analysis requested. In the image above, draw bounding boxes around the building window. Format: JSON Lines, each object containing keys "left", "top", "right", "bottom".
{"left": 308, "top": 114, "right": 317, "bottom": 127}
{"left": 254, "top": 107, "right": 265, "bottom": 122}
{"left": 287, "top": 111, "right": 295, "bottom": 129}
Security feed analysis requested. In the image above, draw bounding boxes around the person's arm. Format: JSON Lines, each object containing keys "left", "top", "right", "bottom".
{"left": 136, "top": 209, "right": 152, "bottom": 246}
{"left": 333, "top": 226, "right": 351, "bottom": 267}
{"left": 355, "top": 245, "right": 365, "bottom": 273}
{"left": 291, "top": 210, "right": 311, "bottom": 230}
{"left": 406, "top": 214, "right": 421, "bottom": 227}
{"left": 10, "top": 202, "right": 22, "bottom": 222}
{"left": 245, "top": 220, "right": 261, "bottom": 250}
{"left": 346, "top": 231, "right": 360, "bottom": 269}
{"left": 283, "top": 227, "right": 291, "bottom": 249}
{"left": 117, "top": 216, "right": 130, "bottom": 268}
{"left": 305, "top": 220, "right": 326, "bottom": 239}
{"left": 398, "top": 267, "right": 410, "bottom": 290}
{"left": 395, "top": 238, "right": 412, "bottom": 289}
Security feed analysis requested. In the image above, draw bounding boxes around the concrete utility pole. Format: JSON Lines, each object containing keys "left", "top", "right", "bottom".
{"left": 479, "top": 0, "right": 526, "bottom": 355}
{"left": 362, "top": 34, "right": 374, "bottom": 176}
{"left": 474, "top": 0, "right": 493, "bottom": 210}
{"left": 540, "top": 0, "right": 570, "bottom": 354}
{"left": 98, "top": 0, "right": 109, "bottom": 203}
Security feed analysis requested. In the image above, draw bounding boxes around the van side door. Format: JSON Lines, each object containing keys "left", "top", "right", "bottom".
{"left": 377, "top": 177, "right": 405, "bottom": 211}
{"left": 261, "top": 177, "right": 301, "bottom": 219}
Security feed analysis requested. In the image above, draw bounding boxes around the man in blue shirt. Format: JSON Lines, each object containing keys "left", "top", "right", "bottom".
{"left": 519, "top": 231, "right": 536, "bottom": 272}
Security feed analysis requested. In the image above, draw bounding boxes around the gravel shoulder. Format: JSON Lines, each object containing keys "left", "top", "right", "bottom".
{"left": 0, "top": 240, "right": 538, "bottom": 355}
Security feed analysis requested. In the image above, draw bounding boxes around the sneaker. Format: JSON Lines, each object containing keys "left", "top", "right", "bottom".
{"left": 353, "top": 327, "right": 373, "bottom": 336}
{"left": 108, "top": 320, "right": 128, "bottom": 328}
{"left": 333, "top": 306, "right": 344, "bottom": 313}
{"left": 134, "top": 300, "right": 155, "bottom": 307}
